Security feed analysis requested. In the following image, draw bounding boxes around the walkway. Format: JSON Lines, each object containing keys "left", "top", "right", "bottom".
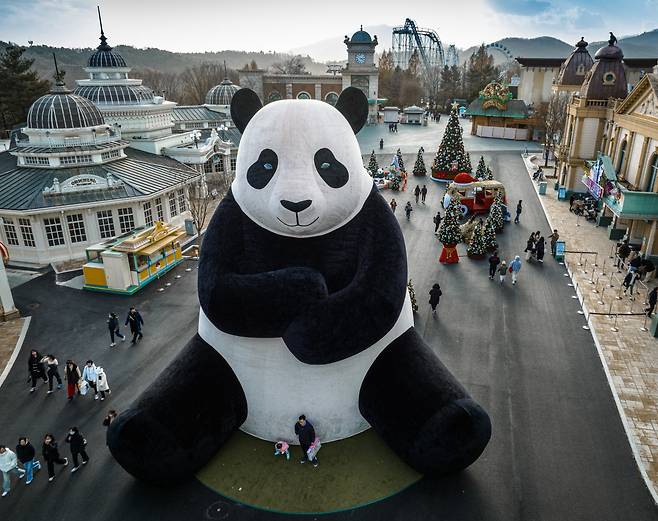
{"left": 523, "top": 154, "right": 658, "bottom": 501}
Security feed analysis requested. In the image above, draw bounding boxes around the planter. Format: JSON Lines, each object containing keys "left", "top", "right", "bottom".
{"left": 467, "top": 253, "right": 486, "bottom": 260}
{"left": 430, "top": 168, "right": 470, "bottom": 183}
{"left": 439, "top": 243, "right": 459, "bottom": 264}
{"left": 413, "top": 172, "right": 427, "bottom": 176}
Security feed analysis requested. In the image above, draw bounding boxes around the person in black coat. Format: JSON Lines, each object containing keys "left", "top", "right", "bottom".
{"left": 524, "top": 234, "right": 536, "bottom": 260}
{"left": 65, "top": 427, "right": 89, "bottom": 471}
{"left": 107, "top": 312, "right": 125, "bottom": 347}
{"left": 433, "top": 211, "right": 442, "bottom": 234}
{"left": 125, "top": 307, "right": 144, "bottom": 344}
{"left": 536, "top": 236, "right": 546, "bottom": 263}
{"left": 646, "top": 287, "right": 658, "bottom": 317}
{"left": 488, "top": 251, "right": 500, "bottom": 280}
{"left": 16, "top": 437, "right": 40, "bottom": 484}
{"left": 428, "top": 284, "right": 442, "bottom": 314}
{"left": 27, "top": 350, "right": 48, "bottom": 393}
{"left": 294, "top": 415, "right": 318, "bottom": 466}
{"left": 42, "top": 434, "right": 68, "bottom": 481}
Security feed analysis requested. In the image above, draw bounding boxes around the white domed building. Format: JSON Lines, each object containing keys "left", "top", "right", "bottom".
{"left": 0, "top": 73, "right": 200, "bottom": 273}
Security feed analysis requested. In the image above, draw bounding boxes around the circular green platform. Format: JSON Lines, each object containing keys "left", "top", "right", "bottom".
{"left": 196, "top": 429, "right": 421, "bottom": 514}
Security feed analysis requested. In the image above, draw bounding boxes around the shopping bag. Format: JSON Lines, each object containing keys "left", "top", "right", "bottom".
{"left": 78, "top": 380, "right": 89, "bottom": 396}
{"left": 306, "top": 437, "right": 321, "bottom": 460}
{"left": 508, "top": 266, "right": 513, "bottom": 273}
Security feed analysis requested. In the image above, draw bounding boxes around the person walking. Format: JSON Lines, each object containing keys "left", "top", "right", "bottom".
{"left": 390, "top": 198, "right": 397, "bottom": 213}
{"left": 569, "top": 194, "right": 576, "bottom": 211}
{"left": 509, "top": 256, "right": 522, "bottom": 285}
{"left": 524, "top": 233, "right": 536, "bottom": 261}
{"left": 41, "top": 354, "right": 62, "bottom": 394}
{"left": 107, "top": 312, "right": 125, "bottom": 347}
{"left": 404, "top": 202, "right": 413, "bottom": 220}
{"left": 16, "top": 437, "right": 40, "bottom": 485}
{"left": 616, "top": 240, "right": 631, "bottom": 270}
{"left": 27, "top": 350, "right": 48, "bottom": 393}
{"left": 514, "top": 200, "right": 523, "bottom": 224}
{"left": 294, "top": 415, "right": 318, "bottom": 467}
{"left": 548, "top": 229, "right": 560, "bottom": 256}
{"left": 95, "top": 365, "right": 110, "bottom": 402}
{"left": 646, "top": 287, "right": 657, "bottom": 317}
{"left": 379, "top": 138, "right": 383, "bottom": 150}
{"left": 536, "top": 235, "right": 546, "bottom": 263}
{"left": 82, "top": 360, "right": 100, "bottom": 400}
{"left": 498, "top": 260, "right": 508, "bottom": 284}
{"left": 103, "top": 410, "right": 118, "bottom": 429}
{"left": 65, "top": 427, "right": 89, "bottom": 473}
{"left": 488, "top": 251, "right": 501, "bottom": 280}
{"left": 0, "top": 445, "right": 25, "bottom": 497}
{"left": 42, "top": 434, "right": 68, "bottom": 482}
{"left": 622, "top": 270, "right": 639, "bottom": 296}
{"left": 428, "top": 283, "right": 442, "bottom": 314}
{"left": 64, "top": 360, "right": 81, "bottom": 402}
{"left": 125, "top": 307, "right": 144, "bottom": 344}
{"left": 433, "top": 210, "right": 442, "bottom": 234}
{"left": 421, "top": 185, "right": 428, "bottom": 204}
{"left": 414, "top": 185, "right": 421, "bottom": 204}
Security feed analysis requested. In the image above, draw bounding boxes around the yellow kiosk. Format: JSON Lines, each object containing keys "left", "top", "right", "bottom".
{"left": 83, "top": 221, "right": 186, "bottom": 294}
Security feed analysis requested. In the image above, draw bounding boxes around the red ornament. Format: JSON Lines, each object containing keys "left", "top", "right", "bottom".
{"left": 439, "top": 243, "right": 459, "bottom": 264}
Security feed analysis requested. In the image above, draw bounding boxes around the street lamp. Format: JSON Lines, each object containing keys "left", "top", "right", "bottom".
{"left": 218, "top": 124, "right": 227, "bottom": 141}
{"left": 193, "top": 130, "right": 201, "bottom": 149}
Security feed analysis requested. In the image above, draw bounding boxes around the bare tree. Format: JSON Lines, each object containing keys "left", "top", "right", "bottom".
{"left": 271, "top": 55, "right": 307, "bottom": 75}
{"left": 538, "top": 92, "right": 570, "bottom": 168}
{"left": 134, "top": 67, "right": 184, "bottom": 102}
{"left": 186, "top": 176, "right": 213, "bottom": 246}
{"left": 179, "top": 62, "right": 225, "bottom": 105}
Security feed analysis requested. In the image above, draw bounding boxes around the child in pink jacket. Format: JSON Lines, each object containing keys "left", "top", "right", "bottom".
{"left": 274, "top": 441, "right": 290, "bottom": 460}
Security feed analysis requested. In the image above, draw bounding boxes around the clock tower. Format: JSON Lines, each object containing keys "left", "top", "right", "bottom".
{"left": 342, "top": 26, "right": 379, "bottom": 124}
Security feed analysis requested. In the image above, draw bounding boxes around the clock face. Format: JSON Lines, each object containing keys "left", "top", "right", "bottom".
{"left": 355, "top": 53, "right": 366, "bottom": 64}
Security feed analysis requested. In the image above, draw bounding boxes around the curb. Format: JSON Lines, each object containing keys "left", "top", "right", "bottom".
{"left": 0, "top": 316, "right": 31, "bottom": 390}
{"left": 520, "top": 153, "right": 658, "bottom": 505}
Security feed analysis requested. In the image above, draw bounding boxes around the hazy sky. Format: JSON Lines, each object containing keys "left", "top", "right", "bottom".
{"left": 2, "top": 0, "right": 657, "bottom": 55}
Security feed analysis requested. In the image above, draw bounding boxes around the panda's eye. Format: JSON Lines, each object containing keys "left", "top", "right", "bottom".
{"left": 314, "top": 148, "right": 348, "bottom": 188}
{"left": 247, "top": 149, "right": 278, "bottom": 189}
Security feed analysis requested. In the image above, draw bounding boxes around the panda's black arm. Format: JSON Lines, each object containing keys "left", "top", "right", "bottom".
{"left": 283, "top": 192, "right": 407, "bottom": 364}
{"left": 198, "top": 194, "right": 329, "bottom": 337}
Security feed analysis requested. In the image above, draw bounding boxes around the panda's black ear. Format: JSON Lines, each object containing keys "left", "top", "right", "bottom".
{"left": 335, "top": 87, "right": 368, "bottom": 134}
{"left": 231, "top": 88, "right": 263, "bottom": 134}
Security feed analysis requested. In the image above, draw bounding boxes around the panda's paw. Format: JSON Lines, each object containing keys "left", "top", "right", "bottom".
{"left": 107, "top": 408, "right": 200, "bottom": 485}
{"left": 408, "top": 398, "right": 491, "bottom": 475}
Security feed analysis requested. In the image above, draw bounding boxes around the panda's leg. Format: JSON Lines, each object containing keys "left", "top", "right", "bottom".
{"left": 359, "top": 328, "right": 491, "bottom": 475}
{"left": 107, "top": 333, "right": 247, "bottom": 484}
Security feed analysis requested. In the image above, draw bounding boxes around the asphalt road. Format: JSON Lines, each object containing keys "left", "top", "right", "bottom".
{"left": 0, "top": 150, "right": 656, "bottom": 521}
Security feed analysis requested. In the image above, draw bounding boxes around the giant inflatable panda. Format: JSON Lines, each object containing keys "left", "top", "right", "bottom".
{"left": 107, "top": 87, "right": 491, "bottom": 484}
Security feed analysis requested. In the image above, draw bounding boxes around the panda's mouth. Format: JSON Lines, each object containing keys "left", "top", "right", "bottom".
{"left": 277, "top": 215, "right": 320, "bottom": 228}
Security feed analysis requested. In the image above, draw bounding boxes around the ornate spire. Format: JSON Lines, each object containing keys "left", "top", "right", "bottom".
{"left": 51, "top": 53, "right": 69, "bottom": 93}
{"left": 96, "top": 5, "right": 112, "bottom": 51}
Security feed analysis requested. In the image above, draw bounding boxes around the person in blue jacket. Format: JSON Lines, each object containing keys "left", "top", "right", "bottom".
{"left": 509, "top": 255, "right": 522, "bottom": 285}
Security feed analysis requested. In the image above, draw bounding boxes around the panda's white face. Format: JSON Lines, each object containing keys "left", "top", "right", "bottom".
{"left": 231, "top": 100, "right": 373, "bottom": 238}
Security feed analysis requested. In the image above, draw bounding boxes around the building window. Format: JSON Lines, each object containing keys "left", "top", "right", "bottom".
{"left": 297, "top": 91, "right": 311, "bottom": 100}
{"left": 18, "top": 218, "right": 36, "bottom": 247}
{"left": 169, "top": 192, "right": 178, "bottom": 217}
{"left": 603, "top": 72, "right": 616, "bottom": 85}
{"left": 2, "top": 218, "right": 19, "bottom": 246}
{"left": 60, "top": 155, "right": 92, "bottom": 165}
{"left": 117, "top": 207, "right": 135, "bottom": 234}
{"left": 203, "top": 159, "right": 213, "bottom": 173}
{"left": 23, "top": 156, "right": 49, "bottom": 166}
{"left": 646, "top": 154, "right": 658, "bottom": 193}
{"left": 96, "top": 210, "right": 115, "bottom": 239}
{"left": 143, "top": 201, "right": 153, "bottom": 227}
{"left": 576, "top": 64, "right": 585, "bottom": 75}
{"left": 101, "top": 150, "right": 121, "bottom": 161}
{"left": 44, "top": 217, "right": 65, "bottom": 247}
{"left": 66, "top": 213, "right": 87, "bottom": 243}
{"left": 325, "top": 92, "right": 339, "bottom": 106}
{"left": 177, "top": 189, "right": 187, "bottom": 212}
{"left": 230, "top": 157, "right": 237, "bottom": 171}
{"left": 268, "top": 91, "right": 282, "bottom": 103}
{"left": 617, "top": 140, "right": 627, "bottom": 174}
{"left": 155, "top": 197, "right": 164, "bottom": 222}
{"left": 214, "top": 155, "right": 224, "bottom": 172}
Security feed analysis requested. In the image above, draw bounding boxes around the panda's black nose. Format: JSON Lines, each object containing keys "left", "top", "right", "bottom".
{"left": 280, "top": 199, "right": 312, "bottom": 213}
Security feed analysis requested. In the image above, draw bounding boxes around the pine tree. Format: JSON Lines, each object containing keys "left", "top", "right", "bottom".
{"left": 0, "top": 45, "right": 50, "bottom": 133}
{"left": 485, "top": 166, "right": 494, "bottom": 181}
{"left": 432, "top": 105, "right": 472, "bottom": 177}
{"left": 367, "top": 150, "right": 379, "bottom": 177}
{"left": 475, "top": 156, "right": 487, "bottom": 180}
{"left": 407, "top": 279, "right": 419, "bottom": 312}
{"left": 438, "top": 194, "right": 463, "bottom": 245}
{"left": 467, "top": 221, "right": 487, "bottom": 258}
{"left": 482, "top": 214, "right": 498, "bottom": 250}
{"left": 412, "top": 147, "right": 427, "bottom": 176}
{"left": 396, "top": 149, "right": 405, "bottom": 172}
{"left": 489, "top": 191, "right": 504, "bottom": 231}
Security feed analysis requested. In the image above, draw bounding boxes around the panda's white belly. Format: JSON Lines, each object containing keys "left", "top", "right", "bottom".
{"left": 198, "top": 294, "right": 413, "bottom": 444}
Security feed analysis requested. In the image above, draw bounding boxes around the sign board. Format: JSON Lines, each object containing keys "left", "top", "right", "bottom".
{"left": 554, "top": 240, "right": 565, "bottom": 261}
{"left": 581, "top": 159, "right": 604, "bottom": 199}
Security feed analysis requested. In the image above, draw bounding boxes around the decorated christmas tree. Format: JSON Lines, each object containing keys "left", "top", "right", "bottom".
{"left": 431, "top": 104, "right": 472, "bottom": 181}
{"left": 466, "top": 221, "right": 487, "bottom": 258}
{"left": 483, "top": 214, "right": 498, "bottom": 251}
{"left": 367, "top": 151, "right": 379, "bottom": 177}
{"left": 412, "top": 147, "right": 427, "bottom": 176}
{"left": 489, "top": 191, "right": 504, "bottom": 231}
{"left": 396, "top": 149, "right": 405, "bottom": 172}
{"left": 438, "top": 194, "right": 463, "bottom": 264}
{"left": 475, "top": 156, "right": 487, "bottom": 180}
{"left": 485, "top": 166, "right": 494, "bottom": 181}
{"left": 407, "top": 279, "right": 419, "bottom": 312}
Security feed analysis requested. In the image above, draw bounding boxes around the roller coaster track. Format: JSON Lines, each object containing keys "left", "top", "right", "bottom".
{"left": 392, "top": 18, "right": 446, "bottom": 73}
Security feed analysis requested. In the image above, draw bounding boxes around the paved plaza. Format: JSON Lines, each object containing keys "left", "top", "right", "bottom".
{"left": 0, "top": 144, "right": 656, "bottom": 520}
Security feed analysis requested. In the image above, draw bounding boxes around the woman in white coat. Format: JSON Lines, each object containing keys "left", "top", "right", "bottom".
{"left": 95, "top": 366, "right": 110, "bottom": 402}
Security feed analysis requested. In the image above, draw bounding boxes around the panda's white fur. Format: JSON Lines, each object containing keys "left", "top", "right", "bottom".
{"left": 200, "top": 99, "right": 413, "bottom": 443}
{"left": 231, "top": 99, "right": 373, "bottom": 238}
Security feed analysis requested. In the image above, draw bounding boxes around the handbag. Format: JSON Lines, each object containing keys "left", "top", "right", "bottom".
{"left": 78, "top": 380, "right": 89, "bottom": 396}
{"left": 508, "top": 266, "right": 513, "bottom": 273}
{"left": 306, "top": 437, "right": 321, "bottom": 460}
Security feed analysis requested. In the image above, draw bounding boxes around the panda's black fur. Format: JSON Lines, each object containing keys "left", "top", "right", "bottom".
{"left": 107, "top": 87, "right": 491, "bottom": 485}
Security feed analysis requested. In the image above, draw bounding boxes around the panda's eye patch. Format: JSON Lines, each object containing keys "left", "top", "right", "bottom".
{"left": 314, "top": 148, "right": 348, "bottom": 188}
{"left": 247, "top": 149, "right": 278, "bottom": 189}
